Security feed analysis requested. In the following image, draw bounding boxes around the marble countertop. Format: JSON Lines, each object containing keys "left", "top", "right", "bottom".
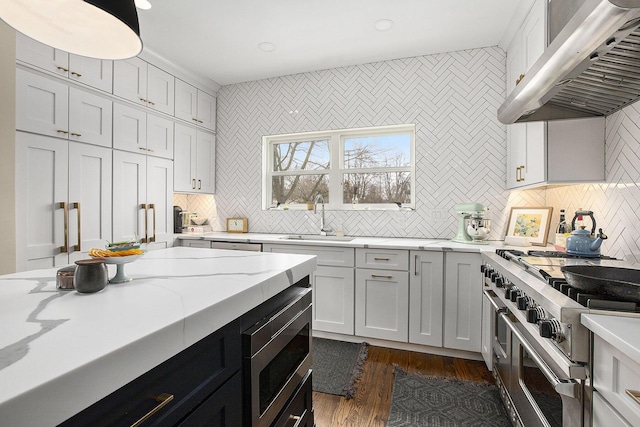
{"left": 0, "top": 247, "right": 316, "bottom": 427}
{"left": 582, "top": 314, "right": 640, "bottom": 363}
{"left": 176, "top": 231, "right": 513, "bottom": 252}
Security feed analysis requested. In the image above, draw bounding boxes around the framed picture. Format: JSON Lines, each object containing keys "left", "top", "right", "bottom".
{"left": 506, "top": 207, "right": 553, "bottom": 246}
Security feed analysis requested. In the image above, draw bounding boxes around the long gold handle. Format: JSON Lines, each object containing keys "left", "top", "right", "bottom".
{"left": 371, "top": 274, "right": 393, "bottom": 279}
{"left": 414, "top": 255, "right": 419, "bottom": 276}
{"left": 374, "top": 257, "right": 390, "bottom": 261}
{"left": 149, "top": 203, "right": 156, "bottom": 243}
{"left": 72, "top": 202, "right": 81, "bottom": 252}
{"left": 141, "top": 204, "right": 148, "bottom": 243}
{"left": 129, "top": 393, "right": 174, "bottom": 427}
{"left": 59, "top": 202, "right": 68, "bottom": 253}
{"left": 626, "top": 389, "right": 640, "bottom": 405}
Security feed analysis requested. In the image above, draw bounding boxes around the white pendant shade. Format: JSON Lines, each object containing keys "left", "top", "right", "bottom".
{"left": 1, "top": 0, "right": 142, "bottom": 59}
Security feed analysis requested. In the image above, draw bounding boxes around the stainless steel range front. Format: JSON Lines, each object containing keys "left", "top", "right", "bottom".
{"left": 481, "top": 249, "right": 640, "bottom": 427}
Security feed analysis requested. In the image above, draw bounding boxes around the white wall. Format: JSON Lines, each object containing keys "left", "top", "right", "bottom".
{"left": 215, "top": 47, "right": 514, "bottom": 239}
{"left": 0, "top": 22, "right": 16, "bottom": 274}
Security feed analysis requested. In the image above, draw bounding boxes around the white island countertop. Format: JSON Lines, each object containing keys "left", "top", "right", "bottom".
{"left": 0, "top": 247, "right": 316, "bottom": 427}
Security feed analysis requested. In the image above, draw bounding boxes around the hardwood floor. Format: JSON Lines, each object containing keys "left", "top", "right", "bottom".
{"left": 312, "top": 345, "right": 494, "bottom": 427}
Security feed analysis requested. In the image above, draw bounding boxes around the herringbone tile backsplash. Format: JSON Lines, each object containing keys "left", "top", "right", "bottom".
{"left": 182, "top": 46, "right": 640, "bottom": 263}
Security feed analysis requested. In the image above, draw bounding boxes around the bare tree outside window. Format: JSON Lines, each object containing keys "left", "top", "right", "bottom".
{"left": 264, "top": 125, "right": 415, "bottom": 209}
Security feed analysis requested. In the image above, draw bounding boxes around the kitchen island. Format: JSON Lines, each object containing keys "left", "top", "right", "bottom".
{"left": 0, "top": 247, "right": 316, "bottom": 426}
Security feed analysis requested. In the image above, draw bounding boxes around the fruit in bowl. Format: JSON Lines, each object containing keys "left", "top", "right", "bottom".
{"left": 106, "top": 238, "right": 141, "bottom": 252}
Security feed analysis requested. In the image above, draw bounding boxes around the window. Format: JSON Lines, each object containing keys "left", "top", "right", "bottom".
{"left": 263, "top": 124, "right": 415, "bottom": 210}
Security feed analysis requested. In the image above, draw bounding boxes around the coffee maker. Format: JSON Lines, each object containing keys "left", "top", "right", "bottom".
{"left": 173, "top": 206, "right": 183, "bottom": 233}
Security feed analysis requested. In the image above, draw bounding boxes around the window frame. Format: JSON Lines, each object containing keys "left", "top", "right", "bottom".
{"left": 262, "top": 124, "right": 416, "bottom": 210}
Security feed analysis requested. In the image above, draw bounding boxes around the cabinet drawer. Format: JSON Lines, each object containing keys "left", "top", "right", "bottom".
{"left": 264, "top": 244, "right": 354, "bottom": 267}
{"left": 356, "top": 248, "right": 408, "bottom": 271}
{"left": 593, "top": 390, "right": 632, "bottom": 427}
{"left": 60, "top": 319, "right": 241, "bottom": 427}
{"left": 272, "top": 370, "right": 313, "bottom": 427}
{"left": 593, "top": 335, "right": 640, "bottom": 426}
{"left": 176, "top": 371, "right": 243, "bottom": 426}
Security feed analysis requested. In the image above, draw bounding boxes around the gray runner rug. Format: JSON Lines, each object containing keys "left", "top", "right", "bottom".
{"left": 312, "top": 338, "right": 369, "bottom": 399}
{"left": 387, "top": 367, "right": 511, "bottom": 427}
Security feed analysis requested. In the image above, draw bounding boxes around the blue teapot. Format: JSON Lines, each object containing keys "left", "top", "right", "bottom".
{"left": 565, "top": 210, "right": 607, "bottom": 257}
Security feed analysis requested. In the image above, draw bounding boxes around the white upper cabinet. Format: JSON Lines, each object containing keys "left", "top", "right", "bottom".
{"left": 113, "top": 58, "right": 175, "bottom": 115}
{"left": 68, "top": 87, "right": 113, "bottom": 147}
{"left": 16, "top": 68, "right": 69, "bottom": 137}
{"left": 113, "top": 103, "right": 174, "bottom": 159}
{"left": 16, "top": 33, "right": 112, "bottom": 92}
{"left": 174, "top": 124, "right": 215, "bottom": 193}
{"left": 17, "top": 69, "right": 113, "bottom": 147}
{"left": 175, "top": 79, "right": 216, "bottom": 131}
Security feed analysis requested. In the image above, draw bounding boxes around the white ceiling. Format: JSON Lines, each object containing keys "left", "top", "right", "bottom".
{"left": 137, "top": 0, "right": 520, "bottom": 87}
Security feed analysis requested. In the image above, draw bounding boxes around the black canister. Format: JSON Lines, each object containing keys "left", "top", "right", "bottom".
{"left": 74, "top": 259, "right": 108, "bottom": 293}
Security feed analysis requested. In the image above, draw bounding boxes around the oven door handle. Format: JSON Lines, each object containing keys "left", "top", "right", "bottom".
{"left": 499, "top": 313, "right": 581, "bottom": 399}
{"left": 483, "top": 290, "right": 508, "bottom": 313}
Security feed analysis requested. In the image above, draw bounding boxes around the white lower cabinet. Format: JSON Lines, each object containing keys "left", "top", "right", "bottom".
{"left": 112, "top": 151, "right": 174, "bottom": 252}
{"left": 408, "top": 251, "right": 444, "bottom": 347}
{"left": 263, "top": 244, "right": 355, "bottom": 335}
{"left": 355, "top": 267, "right": 409, "bottom": 342}
{"left": 443, "top": 252, "right": 482, "bottom": 352}
{"left": 592, "top": 335, "right": 640, "bottom": 426}
{"left": 15, "top": 132, "right": 112, "bottom": 271}
{"left": 312, "top": 265, "right": 355, "bottom": 335}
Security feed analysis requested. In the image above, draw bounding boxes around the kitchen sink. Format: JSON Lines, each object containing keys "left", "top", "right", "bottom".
{"left": 279, "top": 235, "right": 355, "bottom": 242}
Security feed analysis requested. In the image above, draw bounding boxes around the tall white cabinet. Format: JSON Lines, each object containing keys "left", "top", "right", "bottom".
{"left": 15, "top": 133, "right": 112, "bottom": 271}
{"left": 443, "top": 251, "right": 482, "bottom": 352}
{"left": 409, "top": 251, "right": 444, "bottom": 347}
{"left": 112, "top": 152, "right": 174, "bottom": 251}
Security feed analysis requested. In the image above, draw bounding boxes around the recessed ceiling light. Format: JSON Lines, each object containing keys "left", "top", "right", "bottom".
{"left": 135, "top": 0, "right": 152, "bottom": 10}
{"left": 258, "top": 42, "right": 276, "bottom": 52}
{"left": 375, "top": 19, "right": 394, "bottom": 31}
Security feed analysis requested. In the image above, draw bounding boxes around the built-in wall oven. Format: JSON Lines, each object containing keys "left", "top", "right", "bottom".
{"left": 242, "top": 284, "right": 313, "bottom": 427}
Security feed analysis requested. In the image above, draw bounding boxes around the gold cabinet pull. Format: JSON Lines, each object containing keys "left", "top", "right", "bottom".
{"left": 191, "top": 179, "right": 196, "bottom": 190}
{"left": 57, "top": 130, "right": 69, "bottom": 135}
{"left": 519, "top": 165, "right": 525, "bottom": 182}
{"left": 516, "top": 73, "right": 525, "bottom": 85}
{"left": 70, "top": 71, "right": 82, "bottom": 77}
{"left": 414, "top": 254, "right": 419, "bottom": 276}
{"left": 70, "top": 132, "right": 82, "bottom": 137}
{"left": 197, "top": 179, "right": 202, "bottom": 190}
{"left": 626, "top": 389, "right": 640, "bottom": 405}
{"left": 56, "top": 66, "right": 69, "bottom": 72}
{"left": 59, "top": 202, "right": 68, "bottom": 253}
{"left": 374, "top": 257, "right": 390, "bottom": 261}
{"left": 72, "top": 202, "right": 81, "bottom": 252}
{"left": 149, "top": 203, "right": 156, "bottom": 243}
{"left": 129, "top": 393, "right": 174, "bottom": 427}
{"left": 140, "top": 204, "right": 148, "bottom": 243}
{"left": 371, "top": 274, "right": 393, "bottom": 279}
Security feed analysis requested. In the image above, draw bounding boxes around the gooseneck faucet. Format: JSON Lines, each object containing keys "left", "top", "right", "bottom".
{"left": 313, "top": 194, "right": 331, "bottom": 235}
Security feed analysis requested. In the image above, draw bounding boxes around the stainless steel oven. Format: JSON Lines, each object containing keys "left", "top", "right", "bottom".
{"left": 243, "top": 287, "right": 312, "bottom": 427}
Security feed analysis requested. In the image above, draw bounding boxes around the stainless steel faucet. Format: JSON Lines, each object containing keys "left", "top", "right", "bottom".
{"left": 313, "top": 194, "right": 331, "bottom": 235}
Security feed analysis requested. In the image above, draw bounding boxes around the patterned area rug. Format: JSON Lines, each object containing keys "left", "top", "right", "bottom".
{"left": 312, "top": 338, "right": 369, "bottom": 399}
{"left": 387, "top": 367, "right": 511, "bottom": 427}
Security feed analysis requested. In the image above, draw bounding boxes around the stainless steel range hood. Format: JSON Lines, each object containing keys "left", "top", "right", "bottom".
{"left": 498, "top": 0, "right": 640, "bottom": 124}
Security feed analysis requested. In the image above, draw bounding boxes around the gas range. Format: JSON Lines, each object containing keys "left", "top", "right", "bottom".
{"left": 482, "top": 249, "right": 640, "bottom": 427}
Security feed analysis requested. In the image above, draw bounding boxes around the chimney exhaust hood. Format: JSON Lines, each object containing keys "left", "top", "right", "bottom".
{"left": 498, "top": 0, "right": 640, "bottom": 124}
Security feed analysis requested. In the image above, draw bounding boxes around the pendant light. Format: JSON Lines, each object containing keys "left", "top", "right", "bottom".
{"left": 0, "top": 0, "right": 142, "bottom": 59}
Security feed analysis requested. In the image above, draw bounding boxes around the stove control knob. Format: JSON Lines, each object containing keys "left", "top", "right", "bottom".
{"left": 516, "top": 295, "right": 530, "bottom": 310}
{"left": 539, "top": 319, "right": 564, "bottom": 342}
{"left": 527, "top": 307, "right": 540, "bottom": 323}
{"left": 495, "top": 276, "right": 504, "bottom": 288}
{"left": 490, "top": 272, "right": 499, "bottom": 283}
{"left": 510, "top": 288, "right": 521, "bottom": 302}
{"left": 504, "top": 287, "right": 513, "bottom": 299}
{"left": 480, "top": 264, "right": 487, "bottom": 273}
{"left": 484, "top": 267, "right": 493, "bottom": 278}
